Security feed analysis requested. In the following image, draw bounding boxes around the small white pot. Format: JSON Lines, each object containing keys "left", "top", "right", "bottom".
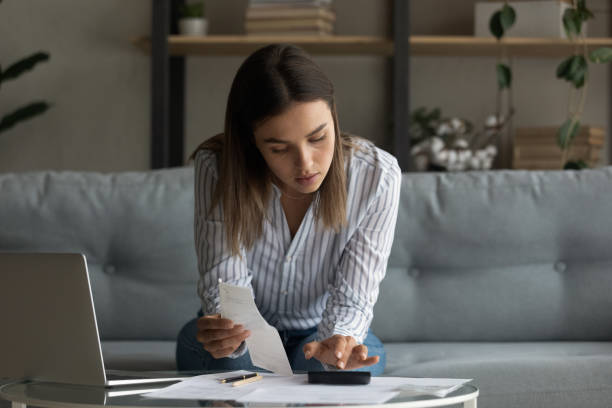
{"left": 179, "top": 18, "right": 208, "bottom": 36}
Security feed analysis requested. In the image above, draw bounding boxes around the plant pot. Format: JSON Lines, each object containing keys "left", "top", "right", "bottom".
{"left": 179, "top": 18, "right": 208, "bottom": 36}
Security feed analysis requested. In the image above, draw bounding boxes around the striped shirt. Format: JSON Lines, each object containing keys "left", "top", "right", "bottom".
{"left": 194, "top": 139, "right": 401, "bottom": 349}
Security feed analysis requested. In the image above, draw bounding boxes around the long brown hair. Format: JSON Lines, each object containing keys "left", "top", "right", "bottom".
{"left": 190, "top": 44, "right": 360, "bottom": 256}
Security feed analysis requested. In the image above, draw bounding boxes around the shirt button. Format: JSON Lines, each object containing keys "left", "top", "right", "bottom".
{"left": 285, "top": 255, "right": 292, "bottom": 262}
{"left": 282, "top": 291, "right": 289, "bottom": 295}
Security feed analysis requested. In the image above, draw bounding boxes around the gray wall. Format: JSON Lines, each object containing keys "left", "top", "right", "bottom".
{"left": 0, "top": 0, "right": 609, "bottom": 172}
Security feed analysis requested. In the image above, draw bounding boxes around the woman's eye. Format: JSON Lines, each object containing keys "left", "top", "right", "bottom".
{"left": 312, "top": 135, "right": 326, "bottom": 143}
{"left": 271, "top": 148, "right": 288, "bottom": 154}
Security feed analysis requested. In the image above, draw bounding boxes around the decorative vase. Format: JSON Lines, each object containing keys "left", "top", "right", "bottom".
{"left": 179, "top": 18, "right": 208, "bottom": 36}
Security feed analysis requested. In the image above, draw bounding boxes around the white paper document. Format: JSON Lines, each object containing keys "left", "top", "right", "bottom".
{"left": 144, "top": 371, "right": 255, "bottom": 401}
{"left": 218, "top": 281, "right": 293, "bottom": 376}
{"left": 144, "top": 370, "right": 472, "bottom": 404}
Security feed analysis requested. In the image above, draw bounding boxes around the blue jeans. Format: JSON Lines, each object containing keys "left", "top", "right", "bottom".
{"left": 176, "top": 311, "right": 386, "bottom": 376}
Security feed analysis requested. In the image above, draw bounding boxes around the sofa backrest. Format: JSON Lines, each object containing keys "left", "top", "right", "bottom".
{"left": 0, "top": 168, "right": 200, "bottom": 341}
{"left": 372, "top": 168, "right": 612, "bottom": 342}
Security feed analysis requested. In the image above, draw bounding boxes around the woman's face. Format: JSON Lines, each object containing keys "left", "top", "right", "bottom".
{"left": 254, "top": 100, "right": 335, "bottom": 196}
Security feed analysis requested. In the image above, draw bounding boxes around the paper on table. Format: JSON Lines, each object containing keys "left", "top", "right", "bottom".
{"left": 219, "top": 281, "right": 293, "bottom": 376}
{"left": 144, "top": 371, "right": 472, "bottom": 404}
{"left": 237, "top": 385, "right": 398, "bottom": 404}
{"left": 143, "top": 371, "right": 255, "bottom": 400}
{"left": 235, "top": 375, "right": 473, "bottom": 404}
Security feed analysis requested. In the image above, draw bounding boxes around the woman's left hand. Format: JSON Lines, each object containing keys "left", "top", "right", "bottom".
{"left": 303, "top": 334, "right": 379, "bottom": 370}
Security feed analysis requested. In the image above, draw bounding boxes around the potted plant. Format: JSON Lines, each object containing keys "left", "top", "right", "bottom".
{"left": 179, "top": 1, "right": 207, "bottom": 36}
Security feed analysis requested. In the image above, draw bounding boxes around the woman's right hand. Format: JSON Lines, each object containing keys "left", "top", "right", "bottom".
{"left": 196, "top": 314, "right": 251, "bottom": 359}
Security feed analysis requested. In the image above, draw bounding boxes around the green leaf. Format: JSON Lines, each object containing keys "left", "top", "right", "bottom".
{"left": 497, "top": 63, "right": 512, "bottom": 89}
{"left": 563, "top": 8, "right": 581, "bottom": 38}
{"left": 500, "top": 4, "right": 516, "bottom": 31}
{"left": 557, "top": 118, "right": 581, "bottom": 149}
{"left": 0, "top": 52, "right": 50, "bottom": 83}
{"left": 589, "top": 47, "right": 612, "bottom": 63}
{"left": 489, "top": 11, "right": 504, "bottom": 39}
{"left": 0, "top": 102, "right": 50, "bottom": 134}
{"left": 556, "top": 56, "right": 574, "bottom": 78}
{"left": 576, "top": 0, "right": 595, "bottom": 20}
{"left": 569, "top": 55, "right": 588, "bottom": 88}
{"left": 563, "top": 160, "right": 589, "bottom": 170}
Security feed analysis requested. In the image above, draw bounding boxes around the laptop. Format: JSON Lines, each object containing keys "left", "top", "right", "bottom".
{"left": 0, "top": 252, "right": 188, "bottom": 387}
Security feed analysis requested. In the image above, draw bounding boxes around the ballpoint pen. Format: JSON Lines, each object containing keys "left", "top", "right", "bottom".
{"left": 219, "top": 372, "right": 258, "bottom": 383}
{"left": 232, "top": 374, "right": 262, "bottom": 387}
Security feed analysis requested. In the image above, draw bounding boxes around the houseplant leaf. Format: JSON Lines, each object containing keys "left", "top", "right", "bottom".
{"left": 0, "top": 52, "right": 49, "bottom": 84}
{"left": 489, "top": 11, "right": 504, "bottom": 39}
{"left": 497, "top": 63, "right": 512, "bottom": 89}
{"left": 563, "top": 8, "right": 581, "bottom": 38}
{"left": 568, "top": 55, "right": 587, "bottom": 88}
{"left": 0, "top": 102, "right": 50, "bottom": 134}
{"left": 563, "top": 159, "right": 588, "bottom": 170}
{"left": 500, "top": 4, "right": 516, "bottom": 31}
{"left": 557, "top": 118, "right": 581, "bottom": 149}
{"left": 556, "top": 56, "right": 574, "bottom": 79}
{"left": 589, "top": 47, "right": 612, "bottom": 63}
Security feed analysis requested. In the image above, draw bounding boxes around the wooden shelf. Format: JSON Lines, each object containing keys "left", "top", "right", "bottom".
{"left": 134, "top": 35, "right": 612, "bottom": 58}
{"left": 133, "top": 35, "right": 394, "bottom": 56}
{"left": 411, "top": 36, "right": 612, "bottom": 57}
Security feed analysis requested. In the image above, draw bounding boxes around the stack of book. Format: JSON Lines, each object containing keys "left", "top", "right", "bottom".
{"left": 245, "top": 0, "right": 335, "bottom": 36}
{"left": 513, "top": 126, "right": 605, "bottom": 169}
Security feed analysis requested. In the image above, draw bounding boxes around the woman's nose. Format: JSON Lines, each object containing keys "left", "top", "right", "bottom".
{"left": 295, "top": 148, "right": 313, "bottom": 168}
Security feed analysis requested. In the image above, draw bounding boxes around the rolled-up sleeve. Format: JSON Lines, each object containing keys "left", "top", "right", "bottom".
{"left": 317, "top": 161, "right": 401, "bottom": 344}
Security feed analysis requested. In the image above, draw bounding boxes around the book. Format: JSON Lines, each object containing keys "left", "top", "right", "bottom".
{"left": 249, "top": 0, "right": 333, "bottom": 7}
{"left": 513, "top": 158, "right": 599, "bottom": 170}
{"left": 245, "top": 29, "right": 332, "bottom": 36}
{"left": 246, "top": 18, "right": 333, "bottom": 31}
{"left": 514, "top": 145, "right": 602, "bottom": 161}
{"left": 514, "top": 126, "right": 605, "bottom": 146}
{"left": 246, "top": 7, "right": 336, "bottom": 21}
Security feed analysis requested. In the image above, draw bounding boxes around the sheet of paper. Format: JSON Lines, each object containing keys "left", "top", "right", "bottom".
{"left": 143, "top": 371, "right": 255, "bottom": 400}
{"left": 144, "top": 371, "right": 472, "bottom": 404}
{"left": 372, "top": 377, "right": 472, "bottom": 398}
{"left": 219, "top": 281, "right": 293, "bottom": 376}
{"left": 236, "top": 375, "right": 472, "bottom": 404}
{"left": 237, "top": 385, "right": 399, "bottom": 404}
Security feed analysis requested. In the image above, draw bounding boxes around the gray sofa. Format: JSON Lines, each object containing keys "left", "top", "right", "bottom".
{"left": 1, "top": 166, "right": 612, "bottom": 408}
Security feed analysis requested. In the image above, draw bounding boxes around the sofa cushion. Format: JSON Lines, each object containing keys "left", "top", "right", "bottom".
{"left": 384, "top": 342, "right": 612, "bottom": 408}
{"left": 381, "top": 168, "right": 612, "bottom": 341}
{"left": 0, "top": 169, "right": 201, "bottom": 340}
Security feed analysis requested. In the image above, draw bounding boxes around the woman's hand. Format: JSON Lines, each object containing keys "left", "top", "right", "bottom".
{"left": 195, "top": 314, "right": 251, "bottom": 359}
{"left": 303, "top": 334, "right": 379, "bottom": 370}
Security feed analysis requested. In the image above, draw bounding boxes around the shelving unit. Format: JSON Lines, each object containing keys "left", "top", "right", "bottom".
{"left": 134, "top": 35, "right": 394, "bottom": 56}
{"left": 136, "top": 35, "right": 612, "bottom": 58}
{"left": 144, "top": 1, "right": 612, "bottom": 170}
{"left": 147, "top": 0, "right": 410, "bottom": 170}
{"left": 409, "top": 36, "right": 612, "bottom": 58}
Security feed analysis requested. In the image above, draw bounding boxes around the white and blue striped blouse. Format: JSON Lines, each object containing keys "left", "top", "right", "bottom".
{"left": 194, "top": 139, "right": 401, "bottom": 346}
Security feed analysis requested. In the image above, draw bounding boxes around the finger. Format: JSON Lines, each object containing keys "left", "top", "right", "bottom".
{"left": 304, "top": 341, "right": 337, "bottom": 365}
{"left": 302, "top": 341, "right": 319, "bottom": 360}
{"left": 336, "top": 337, "right": 356, "bottom": 369}
{"left": 196, "top": 325, "right": 244, "bottom": 343}
{"left": 204, "top": 330, "right": 250, "bottom": 353}
{"left": 331, "top": 335, "right": 347, "bottom": 360}
{"left": 352, "top": 344, "right": 368, "bottom": 361}
{"left": 347, "top": 355, "right": 379, "bottom": 370}
{"left": 197, "top": 316, "right": 235, "bottom": 330}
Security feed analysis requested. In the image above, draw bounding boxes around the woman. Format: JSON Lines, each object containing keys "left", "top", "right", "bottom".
{"left": 176, "top": 43, "right": 401, "bottom": 375}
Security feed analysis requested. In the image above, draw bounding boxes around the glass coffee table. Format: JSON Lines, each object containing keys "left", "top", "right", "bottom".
{"left": 0, "top": 371, "right": 478, "bottom": 408}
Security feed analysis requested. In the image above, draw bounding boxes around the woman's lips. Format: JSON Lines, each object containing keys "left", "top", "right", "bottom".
{"left": 295, "top": 173, "right": 318, "bottom": 185}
